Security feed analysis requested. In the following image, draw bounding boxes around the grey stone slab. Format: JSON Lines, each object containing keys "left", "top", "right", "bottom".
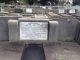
{"left": 0, "top": 17, "right": 21, "bottom": 41}
{"left": 44, "top": 42, "right": 80, "bottom": 60}
{"left": 0, "top": 42, "right": 80, "bottom": 60}
{"left": 0, "top": 42, "right": 25, "bottom": 60}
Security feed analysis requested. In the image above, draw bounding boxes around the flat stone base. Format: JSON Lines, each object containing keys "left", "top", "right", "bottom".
{"left": 0, "top": 42, "right": 25, "bottom": 60}
{"left": 0, "top": 42, "right": 80, "bottom": 60}
{"left": 44, "top": 42, "right": 80, "bottom": 60}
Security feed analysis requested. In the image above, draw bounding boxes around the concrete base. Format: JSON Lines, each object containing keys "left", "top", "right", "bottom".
{"left": 0, "top": 42, "right": 24, "bottom": 60}
{"left": 44, "top": 42, "right": 80, "bottom": 60}
{"left": 0, "top": 42, "right": 80, "bottom": 60}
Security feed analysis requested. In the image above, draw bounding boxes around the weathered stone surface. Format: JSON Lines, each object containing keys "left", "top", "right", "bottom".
{"left": 0, "top": 42, "right": 24, "bottom": 60}
{"left": 44, "top": 42, "right": 80, "bottom": 60}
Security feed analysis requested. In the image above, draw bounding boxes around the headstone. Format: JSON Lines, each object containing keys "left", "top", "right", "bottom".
{"left": 20, "top": 22, "right": 48, "bottom": 40}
